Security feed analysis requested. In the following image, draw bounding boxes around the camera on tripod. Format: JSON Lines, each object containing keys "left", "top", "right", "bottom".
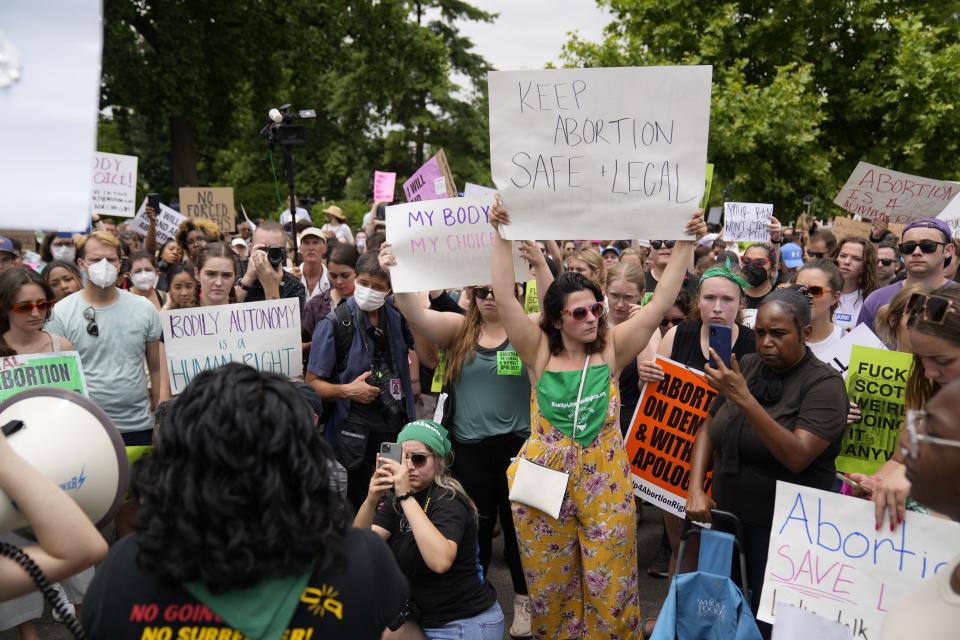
{"left": 259, "top": 104, "right": 316, "bottom": 147}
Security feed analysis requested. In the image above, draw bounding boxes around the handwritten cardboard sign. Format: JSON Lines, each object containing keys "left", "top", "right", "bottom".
{"left": 833, "top": 161, "right": 959, "bottom": 224}
{"left": 0, "top": 230, "right": 39, "bottom": 253}
{"left": 90, "top": 152, "right": 138, "bottom": 218}
{"left": 488, "top": 66, "right": 712, "bottom": 241}
{"left": 835, "top": 346, "right": 912, "bottom": 475}
{"left": 373, "top": 171, "right": 397, "bottom": 203}
{"left": 385, "top": 196, "right": 528, "bottom": 293}
{"left": 403, "top": 150, "right": 457, "bottom": 202}
{"left": 178, "top": 187, "right": 236, "bottom": 233}
{"left": 829, "top": 216, "right": 903, "bottom": 242}
{"left": 624, "top": 356, "right": 716, "bottom": 518}
{"left": 723, "top": 202, "right": 773, "bottom": 242}
{"left": 0, "top": 352, "right": 88, "bottom": 402}
{"left": 161, "top": 299, "right": 302, "bottom": 394}
{"left": 130, "top": 197, "right": 186, "bottom": 244}
{"left": 759, "top": 481, "right": 959, "bottom": 637}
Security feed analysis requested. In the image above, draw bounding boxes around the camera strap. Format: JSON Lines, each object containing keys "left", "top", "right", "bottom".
{"left": 351, "top": 306, "right": 397, "bottom": 378}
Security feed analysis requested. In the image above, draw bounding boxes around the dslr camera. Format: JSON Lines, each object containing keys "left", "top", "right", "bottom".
{"left": 266, "top": 246, "right": 287, "bottom": 267}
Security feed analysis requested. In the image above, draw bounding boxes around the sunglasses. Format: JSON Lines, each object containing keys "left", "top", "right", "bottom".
{"left": 405, "top": 452, "right": 433, "bottom": 468}
{"left": 83, "top": 306, "right": 99, "bottom": 337}
{"left": 650, "top": 240, "right": 676, "bottom": 250}
{"left": 607, "top": 292, "right": 639, "bottom": 304}
{"left": 660, "top": 316, "right": 684, "bottom": 329}
{"left": 473, "top": 286, "right": 495, "bottom": 300}
{"left": 563, "top": 302, "right": 605, "bottom": 321}
{"left": 11, "top": 299, "right": 55, "bottom": 315}
{"left": 804, "top": 285, "right": 832, "bottom": 299}
{"left": 902, "top": 409, "right": 960, "bottom": 460}
{"left": 899, "top": 240, "right": 946, "bottom": 255}
{"left": 906, "top": 293, "right": 955, "bottom": 326}
{"left": 740, "top": 257, "right": 769, "bottom": 268}
{"left": 878, "top": 258, "right": 897, "bottom": 267}
{"left": 807, "top": 250, "right": 826, "bottom": 259}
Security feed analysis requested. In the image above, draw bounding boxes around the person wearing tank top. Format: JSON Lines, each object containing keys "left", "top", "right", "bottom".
{"left": 638, "top": 264, "right": 755, "bottom": 596}
{"left": 490, "top": 199, "right": 707, "bottom": 638}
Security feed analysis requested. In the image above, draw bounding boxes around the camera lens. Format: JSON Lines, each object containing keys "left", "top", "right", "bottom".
{"left": 266, "top": 246, "right": 285, "bottom": 267}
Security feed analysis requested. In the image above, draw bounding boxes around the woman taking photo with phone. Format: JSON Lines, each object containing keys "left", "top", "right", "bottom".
{"left": 490, "top": 195, "right": 705, "bottom": 638}
{"left": 355, "top": 419, "right": 502, "bottom": 639}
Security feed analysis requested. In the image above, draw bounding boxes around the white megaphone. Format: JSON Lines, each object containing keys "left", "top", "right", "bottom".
{"left": 0, "top": 388, "right": 129, "bottom": 533}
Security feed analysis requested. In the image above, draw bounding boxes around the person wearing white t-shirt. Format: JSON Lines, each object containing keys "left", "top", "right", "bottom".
{"left": 796, "top": 260, "right": 845, "bottom": 360}
{"left": 320, "top": 205, "right": 354, "bottom": 244}
{"left": 279, "top": 195, "right": 311, "bottom": 227}
{"left": 830, "top": 237, "right": 879, "bottom": 332}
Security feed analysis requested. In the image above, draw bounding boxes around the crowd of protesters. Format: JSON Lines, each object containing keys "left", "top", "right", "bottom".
{"left": 0, "top": 194, "right": 957, "bottom": 640}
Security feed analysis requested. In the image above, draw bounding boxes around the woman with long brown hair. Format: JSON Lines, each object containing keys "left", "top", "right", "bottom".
{"left": 194, "top": 242, "right": 238, "bottom": 307}
{"left": 830, "top": 236, "right": 879, "bottom": 332}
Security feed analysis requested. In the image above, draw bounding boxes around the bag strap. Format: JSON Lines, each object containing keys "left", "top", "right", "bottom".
{"left": 331, "top": 303, "right": 355, "bottom": 377}
{"left": 572, "top": 355, "right": 590, "bottom": 431}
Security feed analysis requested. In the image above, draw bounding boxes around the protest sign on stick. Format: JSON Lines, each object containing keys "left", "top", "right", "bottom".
{"left": 90, "top": 152, "right": 138, "bottom": 218}
{"left": 624, "top": 356, "right": 717, "bottom": 517}
{"left": 385, "top": 196, "right": 527, "bottom": 293}
{"left": 178, "top": 187, "right": 236, "bottom": 233}
{"left": 835, "top": 345, "right": 912, "bottom": 475}
{"left": 129, "top": 197, "right": 186, "bottom": 244}
{"left": 373, "top": 171, "right": 397, "bottom": 203}
{"left": 488, "top": 66, "right": 713, "bottom": 240}
{"left": 0, "top": 352, "right": 88, "bottom": 402}
{"left": 759, "top": 481, "right": 959, "bottom": 636}
{"left": 830, "top": 216, "right": 903, "bottom": 242}
{"left": 403, "top": 150, "right": 457, "bottom": 202}
{"left": 723, "top": 202, "right": 773, "bottom": 242}
{"left": 162, "top": 299, "right": 302, "bottom": 395}
{"left": 833, "top": 161, "right": 959, "bottom": 224}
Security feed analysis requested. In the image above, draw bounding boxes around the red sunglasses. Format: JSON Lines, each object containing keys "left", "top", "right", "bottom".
{"left": 563, "top": 302, "right": 605, "bottom": 321}
{"left": 11, "top": 300, "right": 55, "bottom": 315}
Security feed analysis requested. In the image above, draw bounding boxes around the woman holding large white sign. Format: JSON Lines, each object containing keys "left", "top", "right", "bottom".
{"left": 490, "top": 195, "right": 705, "bottom": 638}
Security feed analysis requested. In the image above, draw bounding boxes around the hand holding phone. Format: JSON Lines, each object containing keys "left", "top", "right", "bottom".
{"left": 379, "top": 442, "right": 402, "bottom": 467}
{"left": 147, "top": 193, "right": 161, "bottom": 219}
{"left": 708, "top": 324, "right": 732, "bottom": 369}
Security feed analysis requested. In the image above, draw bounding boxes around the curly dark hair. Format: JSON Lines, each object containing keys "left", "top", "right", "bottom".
{"left": 540, "top": 271, "right": 607, "bottom": 356}
{"left": 134, "top": 364, "right": 349, "bottom": 592}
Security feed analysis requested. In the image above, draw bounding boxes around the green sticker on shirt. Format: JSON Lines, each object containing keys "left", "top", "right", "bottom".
{"left": 497, "top": 350, "right": 522, "bottom": 376}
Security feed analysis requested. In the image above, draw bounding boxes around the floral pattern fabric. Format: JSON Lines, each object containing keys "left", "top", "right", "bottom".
{"left": 507, "top": 377, "right": 641, "bottom": 639}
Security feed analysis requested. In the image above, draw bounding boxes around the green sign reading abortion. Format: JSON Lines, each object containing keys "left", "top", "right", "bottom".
{"left": 0, "top": 351, "right": 88, "bottom": 402}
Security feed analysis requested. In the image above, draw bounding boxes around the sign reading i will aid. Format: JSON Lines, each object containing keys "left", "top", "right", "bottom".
{"left": 0, "top": 352, "right": 88, "bottom": 402}
{"left": 130, "top": 197, "right": 186, "bottom": 244}
{"left": 833, "top": 161, "right": 960, "bottom": 224}
{"left": 624, "top": 356, "right": 717, "bottom": 518}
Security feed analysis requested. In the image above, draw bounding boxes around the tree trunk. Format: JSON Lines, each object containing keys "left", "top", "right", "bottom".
{"left": 170, "top": 115, "right": 199, "bottom": 188}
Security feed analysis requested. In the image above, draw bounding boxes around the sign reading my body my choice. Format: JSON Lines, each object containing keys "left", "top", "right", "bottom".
{"left": 91, "top": 152, "right": 138, "bottom": 218}
{"left": 386, "top": 196, "right": 529, "bottom": 293}
{"left": 162, "top": 299, "right": 302, "bottom": 394}
{"left": 488, "top": 66, "right": 713, "bottom": 241}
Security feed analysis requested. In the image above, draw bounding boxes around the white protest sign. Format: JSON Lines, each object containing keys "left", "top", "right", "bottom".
{"left": 723, "top": 202, "right": 773, "bottom": 242}
{"left": 771, "top": 604, "right": 852, "bottom": 640}
{"left": 935, "top": 192, "right": 960, "bottom": 239}
{"left": 385, "top": 196, "right": 528, "bottom": 293}
{"left": 833, "top": 161, "right": 960, "bottom": 224}
{"left": 130, "top": 197, "right": 185, "bottom": 244}
{"left": 758, "top": 481, "right": 959, "bottom": 638}
{"left": 90, "top": 152, "right": 138, "bottom": 218}
{"left": 817, "top": 323, "right": 886, "bottom": 378}
{"left": 488, "top": 66, "right": 712, "bottom": 240}
{"left": 0, "top": 0, "right": 103, "bottom": 232}
{"left": 463, "top": 183, "right": 497, "bottom": 197}
{"left": 161, "top": 299, "right": 302, "bottom": 395}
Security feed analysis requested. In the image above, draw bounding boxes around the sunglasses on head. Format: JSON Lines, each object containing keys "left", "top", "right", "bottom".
{"left": 83, "top": 306, "right": 99, "bottom": 337}
{"left": 406, "top": 452, "right": 432, "bottom": 468}
{"left": 473, "top": 286, "right": 495, "bottom": 300}
{"left": 740, "top": 256, "right": 769, "bottom": 268}
{"left": 907, "top": 293, "right": 955, "bottom": 326}
{"left": 899, "top": 240, "right": 946, "bottom": 255}
{"left": 807, "top": 250, "right": 826, "bottom": 259}
{"left": 878, "top": 258, "right": 897, "bottom": 267}
{"left": 650, "top": 240, "right": 676, "bottom": 250}
{"left": 11, "top": 300, "right": 55, "bottom": 315}
{"left": 563, "top": 302, "right": 605, "bottom": 321}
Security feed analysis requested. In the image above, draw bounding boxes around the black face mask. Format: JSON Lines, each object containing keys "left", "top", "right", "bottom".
{"left": 742, "top": 265, "right": 769, "bottom": 287}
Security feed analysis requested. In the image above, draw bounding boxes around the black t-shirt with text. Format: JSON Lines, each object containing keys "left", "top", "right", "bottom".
{"left": 81, "top": 530, "right": 407, "bottom": 639}
{"left": 373, "top": 488, "right": 497, "bottom": 628}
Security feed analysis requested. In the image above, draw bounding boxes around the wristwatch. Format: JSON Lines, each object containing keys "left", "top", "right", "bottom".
{"left": 396, "top": 491, "right": 415, "bottom": 502}
{"left": 238, "top": 280, "right": 254, "bottom": 292}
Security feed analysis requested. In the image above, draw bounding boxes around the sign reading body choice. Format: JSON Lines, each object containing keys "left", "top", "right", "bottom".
{"left": 162, "top": 299, "right": 302, "bottom": 394}
{"left": 759, "top": 481, "right": 958, "bottom": 636}
{"left": 90, "top": 152, "right": 138, "bottom": 218}
{"left": 488, "top": 66, "right": 712, "bottom": 240}
{"left": 385, "top": 196, "right": 528, "bottom": 293}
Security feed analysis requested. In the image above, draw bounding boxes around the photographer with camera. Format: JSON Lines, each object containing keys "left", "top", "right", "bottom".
{"left": 234, "top": 221, "right": 306, "bottom": 309}
{"left": 306, "top": 253, "right": 416, "bottom": 509}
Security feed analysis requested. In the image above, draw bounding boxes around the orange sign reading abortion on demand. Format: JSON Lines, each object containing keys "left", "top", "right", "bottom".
{"left": 624, "top": 356, "right": 717, "bottom": 518}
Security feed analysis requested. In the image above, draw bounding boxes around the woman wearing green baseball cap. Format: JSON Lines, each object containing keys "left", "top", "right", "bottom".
{"left": 355, "top": 419, "right": 503, "bottom": 639}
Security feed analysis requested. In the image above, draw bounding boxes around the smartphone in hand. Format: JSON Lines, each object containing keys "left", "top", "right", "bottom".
{"left": 147, "top": 193, "right": 161, "bottom": 215}
{"left": 708, "top": 324, "right": 732, "bottom": 369}
{"left": 379, "top": 442, "right": 402, "bottom": 467}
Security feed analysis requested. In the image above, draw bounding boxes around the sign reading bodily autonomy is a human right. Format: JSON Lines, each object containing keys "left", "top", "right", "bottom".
{"left": 385, "top": 196, "right": 528, "bottom": 293}
{"left": 162, "top": 299, "right": 301, "bottom": 394}
{"left": 488, "top": 66, "right": 712, "bottom": 240}
{"left": 0, "top": 351, "right": 88, "bottom": 401}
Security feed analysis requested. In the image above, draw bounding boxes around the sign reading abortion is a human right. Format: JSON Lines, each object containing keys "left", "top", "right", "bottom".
{"left": 488, "top": 66, "right": 712, "bottom": 241}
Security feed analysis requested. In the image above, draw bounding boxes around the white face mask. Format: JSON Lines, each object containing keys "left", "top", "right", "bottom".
{"left": 86, "top": 258, "right": 119, "bottom": 289}
{"left": 51, "top": 245, "right": 76, "bottom": 262}
{"left": 353, "top": 284, "right": 387, "bottom": 312}
{"left": 130, "top": 270, "right": 158, "bottom": 291}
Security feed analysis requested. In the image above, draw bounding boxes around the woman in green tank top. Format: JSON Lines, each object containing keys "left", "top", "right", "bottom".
{"left": 490, "top": 196, "right": 706, "bottom": 639}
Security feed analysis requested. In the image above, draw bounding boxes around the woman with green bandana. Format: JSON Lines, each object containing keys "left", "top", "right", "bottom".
{"left": 82, "top": 364, "right": 406, "bottom": 640}
{"left": 489, "top": 196, "right": 706, "bottom": 639}
{"left": 356, "top": 419, "right": 503, "bottom": 639}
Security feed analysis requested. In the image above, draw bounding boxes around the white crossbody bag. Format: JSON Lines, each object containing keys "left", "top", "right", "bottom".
{"left": 509, "top": 356, "right": 590, "bottom": 519}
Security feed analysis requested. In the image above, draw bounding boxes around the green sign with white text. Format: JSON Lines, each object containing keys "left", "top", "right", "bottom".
{"left": 0, "top": 351, "right": 88, "bottom": 402}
